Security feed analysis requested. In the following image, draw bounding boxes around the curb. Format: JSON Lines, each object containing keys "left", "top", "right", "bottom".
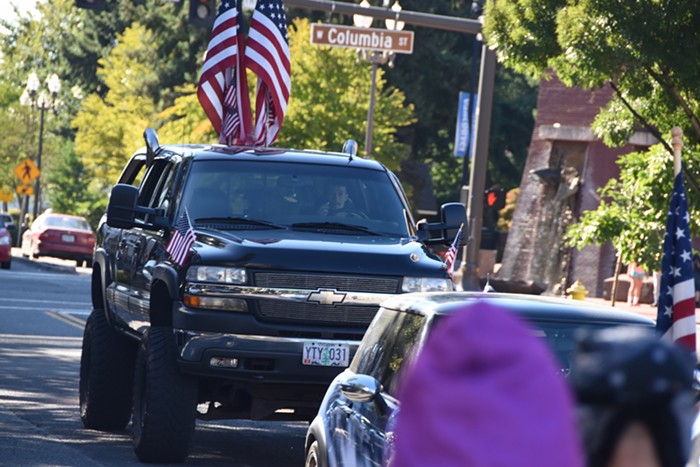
{"left": 10, "top": 248, "right": 79, "bottom": 274}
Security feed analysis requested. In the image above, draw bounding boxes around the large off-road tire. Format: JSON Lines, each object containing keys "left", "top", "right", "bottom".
{"left": 132, "top": 326, "right": 198, "bottom": 463}
{"left": 79, "top": 308, "right": 138, "bottom": 430}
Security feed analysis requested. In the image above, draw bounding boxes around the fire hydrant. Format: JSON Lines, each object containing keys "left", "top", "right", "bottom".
{"left": 567, "top": 280, "right": 588, "bottom": 300}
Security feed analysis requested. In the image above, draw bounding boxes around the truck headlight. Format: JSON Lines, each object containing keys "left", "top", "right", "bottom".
{"left": 402, "top": 277, "right": 454, "bottom": 292}
{"left": 186, "top": 266, "right": 247, "bottom": 284}
{"left": 0, "top": 235, "right": 9, "bottom": 246}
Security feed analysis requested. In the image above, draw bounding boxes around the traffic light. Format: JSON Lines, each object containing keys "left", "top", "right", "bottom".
{"left": 189, "top": 0, "right": 217, "bottom": 28}
{"left": 484, "top": 187, "right": 506, "bottom": 211}
{"left": 75, "top": 0, "right": 107, "bottom": 10}
{"left": 482, "top": 186, "right": 505, "bottom": 230}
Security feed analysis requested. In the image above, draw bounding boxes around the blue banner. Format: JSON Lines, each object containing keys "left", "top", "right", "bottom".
{"left": 454, "top": 91, "right": 477, "bottom": 159}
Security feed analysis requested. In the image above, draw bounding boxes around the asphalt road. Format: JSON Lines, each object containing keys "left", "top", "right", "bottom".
{"left": 0, "top": 251, "right": 307, "bottom": 466}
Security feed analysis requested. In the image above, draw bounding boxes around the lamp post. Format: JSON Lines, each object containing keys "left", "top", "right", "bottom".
{"left": 22, "top": 72, "right": 61, "bottom": 221}
{"left": 353, "top": 0, "right": 404, "bottom": 159}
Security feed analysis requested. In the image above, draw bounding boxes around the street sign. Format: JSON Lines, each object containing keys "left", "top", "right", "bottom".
{"left": 14, "top": 159, "right": 40, "bottom": 185}
{"left": 310, "top": 23, "right": 414, "bottom": 54}
{"left": 17, "top": 184, "right": 34, "bottom": 196}
{"left": 0, "top": 189, "right": 13, "bottom": 203}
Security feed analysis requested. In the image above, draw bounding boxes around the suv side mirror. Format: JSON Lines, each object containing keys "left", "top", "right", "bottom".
{"left": 417, "top": 202, "right": 467, "bottom": 245}
{"left": 107, "top": 184, "right": 139, "bottom": 229}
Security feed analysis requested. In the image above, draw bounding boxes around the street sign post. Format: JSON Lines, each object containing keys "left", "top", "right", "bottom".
{"left": 14, "top": 159, "right": 40, "bottom": 185}
{"left": 310, "top": 23, "right": 414, "bottom": 54}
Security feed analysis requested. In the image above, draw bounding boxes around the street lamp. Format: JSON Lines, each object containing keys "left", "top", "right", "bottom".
{"left": 22, "top": 72, "right": 60, "bottom": 221}
{"left": 354, "top": 0, "right": 404, "bottom": 159}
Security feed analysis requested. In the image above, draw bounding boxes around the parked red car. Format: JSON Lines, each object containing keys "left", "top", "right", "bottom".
{"left": 21, "top": 212, "right": 95, "bottom": 267}
{"left": 0, "top": 216, "right": 11, "bottom": 269}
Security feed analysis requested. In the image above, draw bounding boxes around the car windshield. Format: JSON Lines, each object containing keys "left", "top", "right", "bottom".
{"left": 180, "top": 160, "right": 410, "bottom": 236}
{"left": 44, "top": 216, "right": 92, "bottom": 231}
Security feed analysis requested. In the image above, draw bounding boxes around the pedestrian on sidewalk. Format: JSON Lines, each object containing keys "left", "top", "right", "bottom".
{"left": 627, "top": 262, "right": 646, "bottom": 306}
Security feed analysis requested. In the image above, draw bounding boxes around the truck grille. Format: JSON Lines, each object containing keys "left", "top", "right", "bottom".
{"left": 258, "top": 302, "right": 378, "bottom": 326}
{"left": 253, "top": 272, "right": 400, "bottom": 326}
{"left": 253, "top": 272, "right": 400, "bottom": 293}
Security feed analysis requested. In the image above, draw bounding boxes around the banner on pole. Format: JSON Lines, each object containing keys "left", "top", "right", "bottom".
{"left": 454, "top": 91, "right": 477, "bottom": 159}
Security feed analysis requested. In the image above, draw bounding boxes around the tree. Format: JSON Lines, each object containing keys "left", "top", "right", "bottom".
{"left": 277, "top": 18, "right": 415, "bottom": 171}
{"left": 44, "top": 141, "right": 101, "bottom": 225}
{"left": 483, "top": 0, "right": 700, "bottom": 151}
{"left": 72, "top": 24, "right": 159, "bottom": 190}
{"left": 565, "top": 142, "right": 700, "bottom": 274}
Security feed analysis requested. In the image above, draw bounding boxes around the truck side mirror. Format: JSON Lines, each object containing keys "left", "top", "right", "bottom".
{"left": 106, "top": 184, "right": 139, "bottom": 229}
{"left": 417, "top": 202, "right": 467, "bottom": 245}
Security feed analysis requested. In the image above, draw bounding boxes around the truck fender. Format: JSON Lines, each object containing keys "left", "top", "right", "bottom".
{"left": 150, "top": 264, "right": 180, "bottom": 327}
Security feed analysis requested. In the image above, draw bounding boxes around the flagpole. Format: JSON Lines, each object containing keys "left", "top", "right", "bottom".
{"left": 671, "top": 126, "right": 682, "bottom": 176}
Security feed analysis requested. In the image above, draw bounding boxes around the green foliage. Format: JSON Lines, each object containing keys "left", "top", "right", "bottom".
{"left": 484, "top": 0, "right": 700, "bottom": 148}
{"left": 44, "top": 141, "right": 100, "bottom": 224}
{"left": 276, "top": 18, "right": 415, "bottom": 172}
{"left": 72, "top": 24, "right": 159, "bottom": 190}
{"left": 565, "top": 142, "right": 700, "bottom": 272}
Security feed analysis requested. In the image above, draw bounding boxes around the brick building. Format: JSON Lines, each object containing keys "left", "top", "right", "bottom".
{"left": 498, "top": 75, "right": 656, "bottom": 297}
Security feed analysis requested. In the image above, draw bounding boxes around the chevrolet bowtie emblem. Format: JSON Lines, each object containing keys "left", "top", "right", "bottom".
{"left": 307, "top": 288, "right": 346, "bottom": 306}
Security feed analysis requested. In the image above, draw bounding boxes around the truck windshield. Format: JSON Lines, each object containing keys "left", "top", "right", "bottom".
{"left": 180, "top": 159, "right": 411, "bottom": 237}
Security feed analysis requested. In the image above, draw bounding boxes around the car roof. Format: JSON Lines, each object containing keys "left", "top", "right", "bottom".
{"left": 380, "top": 292, "right": 656, "bottom": 326}
{"left": 153, "top": 144, "right": 387, "bottom": 171}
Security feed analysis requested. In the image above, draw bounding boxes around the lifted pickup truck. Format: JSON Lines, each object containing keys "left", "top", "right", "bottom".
{"left": 79, "top": 129, "right": 465, "bottom": 462}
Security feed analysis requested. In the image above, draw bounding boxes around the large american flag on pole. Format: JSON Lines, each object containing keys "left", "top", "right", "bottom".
{"left": 443, "top": 223, "right": 465, "bottom": 279}
{"left": 197, "top": 0, "right": 252, "bottom": 145}
{"left": 656, "top": 171, "right": 696, "bottom": 351}
{"left": 245, "top": 0, "right": 291, "bottom": 146}
{"left": 166, "top": 209, "right": 196, "bottom": 266}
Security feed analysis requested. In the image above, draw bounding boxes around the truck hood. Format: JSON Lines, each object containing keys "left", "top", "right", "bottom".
{"left": 191, "top": 228, "right": 447, "bottom": 277}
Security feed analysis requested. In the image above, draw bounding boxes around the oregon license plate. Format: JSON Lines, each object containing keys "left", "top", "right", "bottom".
{"left": 62, "top": 234, "right": 75, "bottom": 243}
{"left": 302, "top": 342, "right": 350, "bottom": 367}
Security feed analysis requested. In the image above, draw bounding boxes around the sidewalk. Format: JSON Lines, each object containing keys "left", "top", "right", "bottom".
{"left": 583, "top": 296, "right": 700, "bottom": 324}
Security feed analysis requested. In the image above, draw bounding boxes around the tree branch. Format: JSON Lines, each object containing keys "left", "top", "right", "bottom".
{"left": 608, "top": 81, "right": 700, "bottom": 198}
{"left": 645, "top": 66, "right": 700, "bottom": 142}
{"left": 608, "top": 80, "right": 673, "bottom": 155}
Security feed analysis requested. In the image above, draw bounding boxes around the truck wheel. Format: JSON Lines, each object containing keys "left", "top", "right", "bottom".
{"left": 132, "top": 326, "right": 198, "bottom": 463}
{"left": 79, "top": 308, "right": 137, "bottom": 430}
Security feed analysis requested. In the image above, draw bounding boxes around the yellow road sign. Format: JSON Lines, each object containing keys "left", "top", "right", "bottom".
{"left": 0, "top": 189, "right": 13, "bottom": 203}
{"left": 17, "top": 184, "right": 34, "bottom": 196}
{"left": 14, "top": 158, "right": 40, "bottom": 185}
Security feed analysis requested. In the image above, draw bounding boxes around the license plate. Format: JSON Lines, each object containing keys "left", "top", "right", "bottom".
{"left": 302, "top": 342, "right": 350, "bottom": 367}
{"left": 62, "top": 234, "right": 75, "bottom": 243}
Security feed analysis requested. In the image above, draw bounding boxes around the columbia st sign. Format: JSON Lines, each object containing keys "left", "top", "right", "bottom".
{"left": 310, "top": 23, "right": 414, "bottom": 54}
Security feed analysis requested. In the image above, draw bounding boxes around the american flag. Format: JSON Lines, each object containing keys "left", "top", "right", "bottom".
{"left": 443, "top": 223, "right": 465, "bottom": 279}
{"left": 166, "top": 209, "right": 196, "bottom": 266}
{"left": 245, "top": 0, "right": 291, "bottom": 146}
{"left": 656, "top": 171, "right": 696, "bottom": 351}
{"left": 197, "top": 0, "right": 252, "bottom": 145}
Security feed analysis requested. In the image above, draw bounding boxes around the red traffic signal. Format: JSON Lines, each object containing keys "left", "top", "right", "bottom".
{"left": 484, "top": 187, "right": 505, "bottom": 211}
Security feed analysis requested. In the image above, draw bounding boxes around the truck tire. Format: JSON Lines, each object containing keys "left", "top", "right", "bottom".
{"left": 79, "top": 308, "right": 138, "bottom": 430}
{"left": 132, "top": 326, "right": 198, "bottom": 463}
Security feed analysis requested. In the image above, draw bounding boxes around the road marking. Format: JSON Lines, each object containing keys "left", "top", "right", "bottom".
{"left": 46, "top": 311, "right": 87, "bottom": 331}
{"left": 2, "top": 298, "right": 91, "bottom": 306}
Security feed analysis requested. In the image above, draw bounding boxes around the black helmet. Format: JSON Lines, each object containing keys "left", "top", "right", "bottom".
{"left": 570, "top": 326, "right": 696, "bottom": 467}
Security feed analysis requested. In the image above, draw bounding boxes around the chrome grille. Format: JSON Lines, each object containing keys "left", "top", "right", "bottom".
{"left": 258, "top": 302, "right": 379, "bottom": 326}
{"left": 253, "top": 272, "right": 400, "bottom": 293}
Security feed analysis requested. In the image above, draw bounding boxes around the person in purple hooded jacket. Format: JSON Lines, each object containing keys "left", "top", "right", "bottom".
{"left": 389, "top": 301, "right": 585, "bottom": 467}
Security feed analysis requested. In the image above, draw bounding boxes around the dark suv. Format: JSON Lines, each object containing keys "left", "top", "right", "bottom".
{"left": 79, "top": 129, "right": 465, "bottom": 462}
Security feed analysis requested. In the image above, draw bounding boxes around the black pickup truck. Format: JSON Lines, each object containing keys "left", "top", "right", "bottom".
{"left": 78, "top": 129, "right": 465, "bottom": 462}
